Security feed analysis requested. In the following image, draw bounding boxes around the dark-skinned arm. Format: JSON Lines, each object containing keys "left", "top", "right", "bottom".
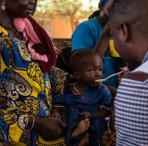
{"left": 94, "top": 23, "right": 111, "bottom": 58}
{"left": 82, "top": 107, "right": 111, "bottom": 119}
{"left": 108, "top": 86, "right": 117, "bottom": 97}
{"left": 27, "top": 116, "right": 66, "bottom": 141}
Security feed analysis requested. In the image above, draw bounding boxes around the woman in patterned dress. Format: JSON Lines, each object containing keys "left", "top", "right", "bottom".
{"left": 0, "top": 0, "right": 67, "bottom": 145}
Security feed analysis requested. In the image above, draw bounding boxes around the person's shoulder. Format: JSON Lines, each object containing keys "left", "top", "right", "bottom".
{"left": 75, "top": 17, "right": 101, "bottom": 31}
{"left": 124, "top": 72, "right": 148, "bottom": 82}
{"left": 71, "top": 20, "right": 92, "bottom": 40}
{"left": 120, "top": 73, "right": 148, "bottom": 91}
{"left": 117, "top": 71, "right": 148, "bottom": 102}
{"left": 124, "top": 61, "right": 148, "bottom": 82}
{"left": 83, "top": 17, "right": 102, "bottom": 29}
{"left": 74, "top": 20, "right": 93, "bottom": 31}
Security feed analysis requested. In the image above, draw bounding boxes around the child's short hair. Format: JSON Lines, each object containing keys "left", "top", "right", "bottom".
{"left": 70, "top": 49, "right": 101, "bottom": 73}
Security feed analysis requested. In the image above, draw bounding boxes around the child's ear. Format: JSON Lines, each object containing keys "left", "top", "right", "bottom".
{"left": 74, "top": 72, "right": 81, "bottom": 80}
{"left": 118, "top": 23, "right": 130, "bottom": 42}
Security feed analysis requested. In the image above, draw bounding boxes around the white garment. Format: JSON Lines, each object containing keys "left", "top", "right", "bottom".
{"left": 133, "top": 61, "right": 148, "bottom": 73}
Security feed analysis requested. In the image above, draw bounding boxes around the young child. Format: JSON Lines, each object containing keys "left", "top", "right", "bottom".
{"left": 52, "top": 49, "right": 113, "bottom": 146}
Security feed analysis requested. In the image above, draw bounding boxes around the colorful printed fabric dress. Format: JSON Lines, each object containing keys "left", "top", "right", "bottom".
{"left": 0, "top": 18, "right": 65, "bottom": 146}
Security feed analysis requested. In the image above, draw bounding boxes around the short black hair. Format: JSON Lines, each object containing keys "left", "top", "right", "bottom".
{"left": 110, "top": 0, "right": 148, "bottom": 37}
{"left": 70, "top": 49, "right": 101, "bottom": 73}
{"left": 110, "top": 0, "right": 142, "bottom": 23}
{"left": 88, "top": 10, "right": 100, "bottom": 19}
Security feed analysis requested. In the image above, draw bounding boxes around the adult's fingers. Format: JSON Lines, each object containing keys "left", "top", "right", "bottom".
{"left": 59, "top": 120, "right": 66, "bottom": 131}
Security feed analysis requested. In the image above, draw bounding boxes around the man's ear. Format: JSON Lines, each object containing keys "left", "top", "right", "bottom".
{"left": 118, "top": 23, "right": 130, "bottom": 42}
{"left": 74, "top": 72, "right": 81, "bottom": 80}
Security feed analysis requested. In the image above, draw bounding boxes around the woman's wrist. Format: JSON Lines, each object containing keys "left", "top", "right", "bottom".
{"left": 19, "top": 115, "right": 40, "bottom": 130}
{"left": 27, "top": 116, "right": 35, "bottom": 130}
{"left": 18, "top": 115, "right": 29, "bottom": 130}
{"left": 30, "top": 116, "right": 42, "bottom": 130}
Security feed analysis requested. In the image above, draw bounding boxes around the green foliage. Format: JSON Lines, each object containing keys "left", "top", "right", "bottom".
{"left": 35, "top": 0, "right": 97, "bottom": 30}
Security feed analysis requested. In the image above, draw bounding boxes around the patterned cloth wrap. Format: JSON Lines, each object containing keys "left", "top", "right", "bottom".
{"left": 0, "top": 17, "right": 66, "bottom": 146}
{"left": 50, "top": 66, "right": 69, "bottom": 94}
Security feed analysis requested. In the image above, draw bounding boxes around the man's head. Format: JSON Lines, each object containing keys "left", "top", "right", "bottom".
{"left": 70, "top": 49, "right": 103, "bottom": 87}
{"left": 109, "top": 0, "right": 148, "bottom": 70}
{"left": 99, "top": 0, "right": 113, "bottom": 25}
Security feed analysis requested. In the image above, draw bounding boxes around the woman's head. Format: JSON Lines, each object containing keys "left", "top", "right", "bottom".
{"left": 1, "top": 0, "right": 37, "bottom": 18}
{"left": 99, "top": 0, "right": 113, "bottom": 25}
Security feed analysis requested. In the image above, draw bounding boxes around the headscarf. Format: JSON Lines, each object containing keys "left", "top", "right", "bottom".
{"left": 100, "top": 0, "right": 108, "bottom": 5}
{"left": 13, "top": 17, "right": 56, "bottom": 72}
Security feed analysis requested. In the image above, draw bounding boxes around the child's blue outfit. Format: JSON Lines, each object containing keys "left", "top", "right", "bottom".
{"left": 53, "top": 84, "right": 112, "bottom": 146}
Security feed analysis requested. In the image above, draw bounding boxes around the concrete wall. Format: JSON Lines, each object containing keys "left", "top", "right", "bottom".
{"left": 35, "top": 15, "right": 73, "bottom": 39}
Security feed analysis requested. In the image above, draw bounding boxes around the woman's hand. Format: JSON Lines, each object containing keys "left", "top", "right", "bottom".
{"left": 33, "top": 117, "right": 66, "bottom": 141}
{"left": 71, "top": 119, "right": 90, "bottom": 137}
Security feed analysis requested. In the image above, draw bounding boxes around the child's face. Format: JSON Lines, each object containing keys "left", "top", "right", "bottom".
{"left": 79, "top": 55, "right": 103, "bottom": 87}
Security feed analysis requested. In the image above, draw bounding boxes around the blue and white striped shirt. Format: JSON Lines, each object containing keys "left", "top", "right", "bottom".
{"left": 115, "top": 54, "right": 148, "bottom": 146}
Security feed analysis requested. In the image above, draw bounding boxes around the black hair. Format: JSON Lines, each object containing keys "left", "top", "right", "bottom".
{"left": 88, "top": 10, "right": 100, "bottom": 19}
{"left": 110, "top": 0, "right": 139, "bottom": 21}
{"left": 110, "top": 0, "right": 148, "bottom": 37}
{"left": 70, "top": 49, "right": 101, "bottom": 73}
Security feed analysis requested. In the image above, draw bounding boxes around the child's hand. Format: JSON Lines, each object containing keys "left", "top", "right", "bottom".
{"left": 78, "top": 133, "right": 89, "bottom": 146}
{"left": 81, "top": 112, "right": 91, "bottom": 118}
{"left": 72, "top": 119, "right": 90, "bottom": 137}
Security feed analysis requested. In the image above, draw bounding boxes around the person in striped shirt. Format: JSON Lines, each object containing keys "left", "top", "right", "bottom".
{"left": 109, "top": 0, "right": 148, "bottom": 145}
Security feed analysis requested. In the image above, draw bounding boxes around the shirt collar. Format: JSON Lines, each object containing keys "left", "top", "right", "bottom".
{"left": 143, "top": 51, "right": 148, "bottom": 63}
{"left": 133, "top": 51, "right": 148, "bottom": 73}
